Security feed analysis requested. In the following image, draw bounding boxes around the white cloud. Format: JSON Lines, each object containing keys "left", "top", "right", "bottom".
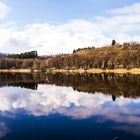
{"left": 0, "top": 2, "right": 11, "bottom": 18}
{"left": 0, "top": 2, "right": 140, "bottom": 55}
{"left": 110, "top": 2, "right": 140, "bottom": 15}
{"left": 0, "top": 22, "right": 111, "bottom": 55}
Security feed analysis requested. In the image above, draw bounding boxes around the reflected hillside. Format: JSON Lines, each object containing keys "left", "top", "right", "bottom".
{"left": 46, "top": 73, "right": 140, "bottom": 98}
{"left": 0, "top": 73, "right": 46, "bottom": 90}
{"left": 0, "top": 73, "right": 140, "bottom": 97}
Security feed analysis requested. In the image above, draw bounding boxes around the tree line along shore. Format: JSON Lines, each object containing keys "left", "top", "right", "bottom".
{"left": 0, "top": 41, "right": 140, "bottom": 74}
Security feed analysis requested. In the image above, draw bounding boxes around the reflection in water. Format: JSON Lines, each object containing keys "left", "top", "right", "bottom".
{"left": 0, "top": 73, "right": 140, "bottom": 139}
{"left": 0, "top": 85, "right": 140, "bottom": 136}
{"left": 0, "top": 73, "right": 140, "bottom": 98}
{"left": 46, "top": 73, "right": 140, "bottom": 98}
{"left": 0, "top": 122, "right": 8, "bottom": 138}
{"left": 0, "top": 73, "right": 46, "bottom": 90}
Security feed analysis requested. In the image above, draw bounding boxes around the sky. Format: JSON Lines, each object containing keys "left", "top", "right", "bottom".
{"left": 0, "top": 0, "right": 140, "bottom": 55}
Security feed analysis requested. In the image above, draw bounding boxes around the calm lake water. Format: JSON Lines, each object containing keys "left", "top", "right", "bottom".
{"left": 0, "top": 73, "right": 140, "bottom": 140}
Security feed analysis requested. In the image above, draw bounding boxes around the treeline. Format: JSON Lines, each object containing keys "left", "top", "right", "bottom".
{"left": 46, "top": 42, "right": 140, "bottom": 69}
{"left": 0, "top": 58, "right": 46, "bottom": 70}
{"left": 0, "top": 51, "right": 47, "bottom": 70}
{"left": 8, "top": 51, "right": 38, "bottom": 59}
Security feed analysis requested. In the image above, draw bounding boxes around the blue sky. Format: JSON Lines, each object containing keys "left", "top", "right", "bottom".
{"left": 3, "top": 0, "right": 140, "bottom": 25}
{"left": 0, "top": 0, "right": 140, "bottom": 54}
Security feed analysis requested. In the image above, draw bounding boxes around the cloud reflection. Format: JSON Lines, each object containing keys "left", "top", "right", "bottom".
{"left": 0, "top": 85, "right": 140, "bottom": 135}
{"left": 0, "top": 122, "right": 8, "bottom": 138}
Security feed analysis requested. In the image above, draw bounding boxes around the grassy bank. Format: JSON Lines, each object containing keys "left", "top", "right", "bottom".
{"left": 1, "top": 68, "right": 140, "bottom": 74}
{"left": 46, "top": 68, "right": 140, "bottom": 75}
{"left": 0, "top": 69, "right": 42, "bottom": 73}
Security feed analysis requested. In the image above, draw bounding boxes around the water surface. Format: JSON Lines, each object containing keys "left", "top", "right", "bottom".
{"left": 0, "top": 73, "right": 140, "bottom": 140}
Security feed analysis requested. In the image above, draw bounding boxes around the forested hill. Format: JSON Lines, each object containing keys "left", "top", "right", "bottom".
{"left": 46, "top": 42, "right": 140, "bottom": 69}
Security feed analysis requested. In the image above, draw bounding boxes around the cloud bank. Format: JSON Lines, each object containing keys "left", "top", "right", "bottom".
{"left": 0, "top": 2, "right": 140, "bottom": 55}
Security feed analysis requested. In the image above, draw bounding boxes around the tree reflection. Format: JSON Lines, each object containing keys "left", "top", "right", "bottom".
{"left": 46, "top": 73, "right": 140, "bottom": 98}
{"left": 0, "top": 73, "right": 46, "bottom": 90}
{"left": 0, "top": 72, "right": 140, "bottom": 98}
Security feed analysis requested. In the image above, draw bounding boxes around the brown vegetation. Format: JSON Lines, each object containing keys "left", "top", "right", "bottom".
{"left": 0, "top": 58, "right": 46, "bottom": 71}
{"left": 0, "top": 42, "right": 140, "bottom": 73}
{"left": 47, "top": 68, "right": 140, "bottom": 74}
{"left": 46, "top": 42, "right": 140, "bottom": 70}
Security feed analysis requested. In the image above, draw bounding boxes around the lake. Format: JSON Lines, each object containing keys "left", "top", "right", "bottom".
{"left": 0, "top": 72, "right": 140, "bottom": 140}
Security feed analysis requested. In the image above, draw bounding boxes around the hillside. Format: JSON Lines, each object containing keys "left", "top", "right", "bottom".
{"left": 46, "top": 42, "right": 140, "bottom": 70}
{"left": 0, "top": 42, "right": 140, "bottom": 73}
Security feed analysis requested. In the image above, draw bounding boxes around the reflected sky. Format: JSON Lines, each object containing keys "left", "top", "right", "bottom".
{"left": 0, "top": 84, "right": 140, "bottom": 139}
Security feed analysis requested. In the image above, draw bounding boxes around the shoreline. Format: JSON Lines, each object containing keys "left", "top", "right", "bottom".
{"left": 0, "top": 69, "right": 42, "bottom": 73}
{"left": 0, "top": 68, "right": 140, "bottom": 74}
{"left": 46, "top": 68, "right": 140, "bottom": 75}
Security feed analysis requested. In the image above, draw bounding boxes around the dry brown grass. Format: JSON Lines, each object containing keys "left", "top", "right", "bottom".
{"left": 0, "top": 69, "right": 32, "bottom": 73}
{"left": 47, "top": 68, "right": 140, "bottom": 75}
